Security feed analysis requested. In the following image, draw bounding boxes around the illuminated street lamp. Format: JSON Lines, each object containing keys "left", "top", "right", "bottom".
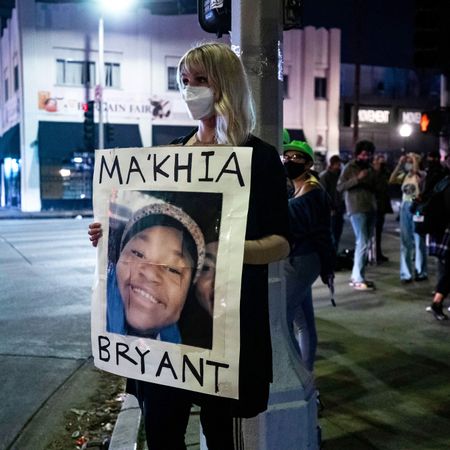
{"left": 398, "top": 123, "right": 413, "bottom": 152}
{"left": 96, "top": 0, "right": 135, "bottom": 149}
{"left": 399, "top": 123, "right": 413, "bottom": 138}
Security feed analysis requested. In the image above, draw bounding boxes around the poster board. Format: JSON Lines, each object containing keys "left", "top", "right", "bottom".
{"left": 91, "top": 145, "right": 252, "bottom": 399}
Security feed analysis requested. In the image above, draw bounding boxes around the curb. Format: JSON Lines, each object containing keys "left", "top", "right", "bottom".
{"left": 109, "top": 394, "right": 142, "bottom": 450}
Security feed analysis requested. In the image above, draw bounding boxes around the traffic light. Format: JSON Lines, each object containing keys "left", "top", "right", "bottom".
{"left": 198, "top": 0, "right": 231, "bottom": 37}
{"left": 83, "top": 100, "right": 95, "bottom": 151}
{"left": 420, "top": 108, "right": 450, "bottom": 136}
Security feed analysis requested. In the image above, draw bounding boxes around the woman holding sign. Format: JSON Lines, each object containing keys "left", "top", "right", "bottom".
{"left": 89, "top": 42, "right": 290, "bottom": 450}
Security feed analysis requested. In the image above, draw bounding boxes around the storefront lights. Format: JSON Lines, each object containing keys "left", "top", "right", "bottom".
{"left": 59, "top": 168, "right": 71, "bottom": 178}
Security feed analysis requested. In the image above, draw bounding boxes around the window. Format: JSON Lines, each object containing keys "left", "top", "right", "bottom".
{"left": 167, "top": 66, "right": 178, "bottom": 91}
{"left": 56, "top": 59, "right": 95, "bottom": 86}
{"left": 14, "top": 65, "right": 19, "bottom": 91}
{"left": 314, "top": 77, "right": 327, "bottom": 99}
{"left": 105, "top": 63, "right": 120, "bottom": 88}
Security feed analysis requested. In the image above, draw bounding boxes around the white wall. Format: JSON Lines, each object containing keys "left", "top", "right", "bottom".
{"left": 283, "top": 26, "right": 341, "bottom": 155}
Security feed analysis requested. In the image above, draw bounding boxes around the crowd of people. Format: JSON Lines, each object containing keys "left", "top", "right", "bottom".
{"left": 87, "top": 41, "right": 449, "bottom": 450}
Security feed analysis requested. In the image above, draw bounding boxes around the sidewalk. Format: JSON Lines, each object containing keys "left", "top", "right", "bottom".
{"left": 109, "top": 216, "right": 450, "bottom": 450}
{"left": 313, "top": 218, "right": 450, "bottom": 450}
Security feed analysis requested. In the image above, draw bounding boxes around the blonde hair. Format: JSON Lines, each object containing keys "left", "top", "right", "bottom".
{"left": 177, "top": 42, "right": 256, "bottom": 146}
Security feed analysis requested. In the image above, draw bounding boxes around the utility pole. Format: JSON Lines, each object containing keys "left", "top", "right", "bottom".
{"left": 440, "top": 74, "right": 449, "bottom": 158}
{"left": 227, "top": 1, "right": 319, "bottom": 448}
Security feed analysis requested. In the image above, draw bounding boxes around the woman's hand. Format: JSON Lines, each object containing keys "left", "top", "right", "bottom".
{"left": 88, "top": 222, "right": 103, "bottom": 247}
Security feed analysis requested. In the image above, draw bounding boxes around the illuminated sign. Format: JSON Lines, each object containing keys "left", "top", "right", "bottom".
{"left": 400, "top": 110, "right": 422, "bottom": 125}
{"left": 358, "top": 108, "right": 391, "bottom": 125}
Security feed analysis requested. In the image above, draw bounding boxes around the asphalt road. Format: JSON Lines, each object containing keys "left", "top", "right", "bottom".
{"left": 0, "top": 218, "right": 94, "bottom": 450}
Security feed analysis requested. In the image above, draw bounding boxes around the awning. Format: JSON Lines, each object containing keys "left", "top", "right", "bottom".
{"left": 0, "top": 124, "right": 20, "bottom": 160}
{"left": 37, "top": 121, "right": 143, "bottom": 163}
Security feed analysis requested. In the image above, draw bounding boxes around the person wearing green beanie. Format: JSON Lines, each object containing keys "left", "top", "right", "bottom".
{"left": 282, "top": 140, "right": 335, "bottom": 372}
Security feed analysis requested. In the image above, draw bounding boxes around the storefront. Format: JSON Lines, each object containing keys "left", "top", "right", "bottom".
{"left": 340, "top": 104, "right": 439, "bottom": 161}
{"left": 0, "top": 124, "right": 21, "bottom": 208}
{"left": 37, "top": 121, "right": 142, "bottom": 210}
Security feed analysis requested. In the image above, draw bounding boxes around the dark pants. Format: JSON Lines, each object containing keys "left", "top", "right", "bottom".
{"left": 132, "top": 381, "right": 243, "bottom": 450}
{"left": 437, "top": 256, "right": 450, "bottom": 297}
{"left": 331, "top": 212, "right": 344, "bottom": 252}
{"left": 375, "top": 212, "right": 386, "bottom": 259}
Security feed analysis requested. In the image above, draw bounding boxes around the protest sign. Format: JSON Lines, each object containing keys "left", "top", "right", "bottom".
{"left": 91, "top": 145, "right": 252, "bottom": 399}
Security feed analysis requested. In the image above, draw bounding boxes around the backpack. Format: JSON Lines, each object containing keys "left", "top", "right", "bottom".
{"left": 412, "top": 175, "right": 450, "bottom": 236}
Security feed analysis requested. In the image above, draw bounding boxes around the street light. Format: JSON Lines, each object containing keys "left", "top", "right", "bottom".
{"left": 96, "top": 0, "right": 135, "bottom": 149}
{"left": 398, "top": 123, "right": 413, "bottom": 153}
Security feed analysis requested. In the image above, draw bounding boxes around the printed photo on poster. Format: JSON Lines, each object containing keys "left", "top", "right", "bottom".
{"left": 106, "top": 190, "right": 222, "bottom": 350}
{"left": 91, "top": 146, "right": 252, "bottom": 398}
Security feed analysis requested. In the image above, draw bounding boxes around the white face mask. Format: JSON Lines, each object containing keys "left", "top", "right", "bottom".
{"left": 404, "top": 162, "right": 413, "bottom": 172}
{"left": 181, "top": 86, "right": 215, "bottom": 120}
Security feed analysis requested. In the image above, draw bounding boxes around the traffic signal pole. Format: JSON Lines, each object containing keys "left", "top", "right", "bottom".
{"left": 98, "top": 16, "right": 105, "bottom": 150}
{"left": 223, "top": 1, "right": 319, "bottom": 448}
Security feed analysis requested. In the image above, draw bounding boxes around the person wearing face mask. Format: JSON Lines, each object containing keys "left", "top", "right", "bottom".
{"left": 389, "top": 152, "right": 427, "bottom": 283}
{"left": 337, "top": 140, "right": 379, "bottom": 290}
{"left": 88, "top": 42, "right": 290, "bottom": 450}
{"left": 283, "top": 140, "right": 334, "bottom": 372}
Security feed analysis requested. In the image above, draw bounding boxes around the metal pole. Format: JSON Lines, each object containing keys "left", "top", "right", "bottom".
{"left": 98, "top": 16, "right": 105, "bottom": 150}
{"left": 229, "top": 1, "right": 319, "bottom": 449}
{"left": 440, "top": 73, "right": 448, "bottom": 157}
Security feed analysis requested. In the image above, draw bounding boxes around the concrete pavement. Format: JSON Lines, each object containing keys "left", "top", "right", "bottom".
{"left": 313, "top": 219, "right": 450, "bottom": 450}
{"left": 2, "top": 212, "right": 449, "bottom": 449}
{"left": 111, "top": 215, "right": 450, "bottom": 450}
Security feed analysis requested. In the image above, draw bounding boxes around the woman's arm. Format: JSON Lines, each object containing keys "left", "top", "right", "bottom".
{"left": 243, "top": 235, "right": 290, "bottom": 264}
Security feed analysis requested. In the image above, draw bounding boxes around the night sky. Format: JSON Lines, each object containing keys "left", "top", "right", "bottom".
{"left": 303, "top": 0, "right": 415, "bottom": 68}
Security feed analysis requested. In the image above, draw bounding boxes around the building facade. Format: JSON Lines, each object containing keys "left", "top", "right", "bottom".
{"left": 0, "top": 1, "right": 341, "bottom": 211}
{"left": 339, "top": 63, "right": 440, "bottom": 161}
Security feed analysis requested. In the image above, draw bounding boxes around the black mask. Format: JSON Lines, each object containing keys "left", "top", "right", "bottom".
{"left": 356, "top": 160, "right": 370, "bottom": 169}
{"left": 284, "top": 161, "right": 306, "bottom": 180}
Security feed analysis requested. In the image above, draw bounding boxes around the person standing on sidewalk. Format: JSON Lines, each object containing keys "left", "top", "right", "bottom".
{"left": 337, "top": 140, "right": 378, "bottom": 291}
{"left": 372, "top": 154, "right": 393, "bottom": 264}
{"left": 89, "top": 42, "right": 290, "bottom": 450}
{"left": 426, "top": 175, "right": 450, "bottom": 321}
{"left": 320, "top": 154, "right": 345, "bottom": 253}
{"left": 283, "top": 140, "right": 334, "bottom": 371}
{"left": 388, "top": 152, "right": 427, "bottom": 284}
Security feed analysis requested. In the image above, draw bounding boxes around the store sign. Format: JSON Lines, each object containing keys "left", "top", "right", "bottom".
{"left": 358, "top": 108, "right": 391, "bottom": 125}
{"left": 400, "top": 110, "right": 422, "bottom": 125}
{"left": 37, "top": 90, "right": 172, "bottom": 120}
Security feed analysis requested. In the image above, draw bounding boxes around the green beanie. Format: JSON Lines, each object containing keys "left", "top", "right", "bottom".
{"left": 283, "top": 140, "right": 315, "bottom": 162}
{"left": 282, "top": 129, "right": 291, "bottom": 145}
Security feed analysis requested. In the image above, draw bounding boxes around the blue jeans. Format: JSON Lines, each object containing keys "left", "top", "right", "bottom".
{"left": 349, "top": 211, "right": 376, "bottom": 283}
{"left": 400, "top": 201, "right": 427, "bottom": 280}
{"left": 285, "top": 252, "right": 321, "bottom": 372}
